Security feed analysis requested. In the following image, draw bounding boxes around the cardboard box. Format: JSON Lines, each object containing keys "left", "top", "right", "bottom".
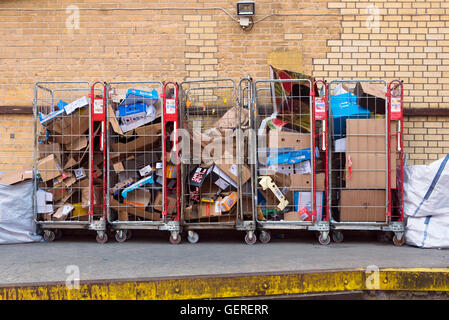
{"left": 268, "top": 130, "right": 311, "bottom": 151}
{"left": 153, "top": 192, "right": 177, "bottom": 215}
{"left": 340, "top": 189, "right": 386, "bottom": 222}
{"left": 111, "top": 123, "right": 162, "bottom": 155}
{"left": 284, "top": 211, "right": 304, "bottom": 221}
{"left": 123, "top": 189, "right": 151, "bottom": 210}
{"left": 38, "top": 142, "right": 62, "bottom": 165}
{"left": 51, "top": 108, "right": 90, "bottom": 144}
{"left": 219, "top": 192, "right": 238, "bottom": 212}
{"left": 214, "top": 163, "right": 251, "bottom": 186}
{"left": 37, "top": 154, "right": 62, "bottom": 182}
{"left": 184, "top": 205, "right": 198, "bottom": 221}
{"left": 53, "top": 204, "right": 74, "bottom": 221}
{"left": 345, "top": 118, "right": 397, "bottom": 189}
{"left": 290, "top": 173, "right": 325, "bottom": 191}
{"left": 0, "top": 166, "right": 33, "bottom": 185}
{"left": 199, "top": 200, "right": 222, "bottom": 218}
{"left": 214, "top": 106, "right": 249, "bottom": 129}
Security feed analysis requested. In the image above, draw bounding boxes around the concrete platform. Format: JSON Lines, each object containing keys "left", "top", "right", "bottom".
{"left": 0, "top": 230, "right": 448, "bottom": 286}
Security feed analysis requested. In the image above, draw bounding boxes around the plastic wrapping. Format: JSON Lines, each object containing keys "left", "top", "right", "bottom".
{"left": 0, "top": 181, "right": 42, "bottom": 244}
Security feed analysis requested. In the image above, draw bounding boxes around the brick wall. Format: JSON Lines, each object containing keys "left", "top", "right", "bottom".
{"left": 0, "top": 0, "right": 448, "bottom": 171}
{"left": 313, "top": 0, "right": 449, "bottom": 165}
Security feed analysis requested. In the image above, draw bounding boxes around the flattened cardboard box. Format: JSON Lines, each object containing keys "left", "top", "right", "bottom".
{"left": 37, "top": 154, "right": 62, "bottom": 182}
{"left": 153, "top": 192, "right": 177, "bottom": 216}
{"left": 0, "top": 166, "right": 33, "bottom": 185}
{"left": 345, "top": 119, "right": 397, "bottom": 189}
{"left": 340, "top": 189, "right": 386, "bottom": 222}
{"left": 38, "top": 142, "right": 62, "bottom": 165}
{"left": 51, "top": 108, "right": 90, "bottom": 144}
{"left": 111, "top": 123, "right": 162, "bottom": 155}
{"left": 215, "top": 162, "right": 251, "bottom": 186}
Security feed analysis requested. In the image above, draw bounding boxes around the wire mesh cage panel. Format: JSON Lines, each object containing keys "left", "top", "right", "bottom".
{"left": 106, "top": 81, "right": 181, "bottom": 244}
{"left": 33, "top": 81, "right": 106, "bottom": 242}
{"left": 179, "top": 79, "right": 255, "bottom": 244}
{"left": 252, "top": 78, "right": 330, "bottom": 245}
{"left": 327, "top": 79, "right": 404, "bottom": 245}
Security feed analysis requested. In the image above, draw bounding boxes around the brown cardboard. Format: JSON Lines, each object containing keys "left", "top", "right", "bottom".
{"left": 345, "top": 152, "right": 396, "bottom": 189}
{"left": 51, "top": 108, "right": 90, "bottom": 144}
{"left": 340, "top": 189, "right": 387, "bottom": 222}
{"left": 214, "top": 163, "right": 251, "bottom": 186}
{"left": 153, "top": 192, "right": 177, "bottom": 215}
{"left": 111, "top": 123, "right": 162, "bottom": 155}
{"left": 113, "top": 192, "right": 161, "bottom": 220}
{"left": 64, "top": 135, "right": 88, "bottom": 151}
{"left": 268, "top": 130, "right": 311, "bottom": 150}
{"left": 199, "top": 200, "right": 222, "bottom": 218}
{"left": 112, "top": 161, "right": 125, "bottom": 173}
{"left": 110, "top": 197, "right": 129, "bottom": 221}
{"left": 108, "top": 104, "right": 126, "bottom": 136}
{"left": 37, "top": 154, "right": 62, "bottom": 182}
{"left": 290, "top": 173, "right": 325, "bottom": 191}
{"left": 38, "top": 142, "right": 62, "bottom": 165}
{"left": 346, "top": 119, "right": 398, "bottom": 153}
{"left": 0, "top": 166, "right": 33, "bottom": 185}
{"left": 214, "top": 106, "right": 249, "bottom": 129}
{"left": 284, "top": 211, "right": 304, "bottom": 221}
{"left": 184, "top": 206, "right": 198, "bottom": 221}
{"left": 345, "top": 119, "right": 398, "bottom": 189}
{"left": 123, "top": 189, "right": 151, "bottom": 210}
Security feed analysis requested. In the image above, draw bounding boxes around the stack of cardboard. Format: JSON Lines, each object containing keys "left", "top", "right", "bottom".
{"left": 184, "top": 106, "right": 253, "bottom": 222}
{"left": 31, "top": 95, "right": 103, "bottom": 221}
{"left": 256, "top": 118, "right": 325, "bottom": 222}
{"left": 108, "top": 87, "right": 172, "bottom": 222}
{"left": 339, "top": 119, "right": 398, "bottom": 222}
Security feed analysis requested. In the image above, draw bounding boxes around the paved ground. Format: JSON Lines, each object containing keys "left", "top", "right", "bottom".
{"left": 0, "top": 230, "right": 448, "bottom": 285}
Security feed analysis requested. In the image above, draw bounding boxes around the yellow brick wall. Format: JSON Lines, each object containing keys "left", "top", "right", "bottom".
{"left": 313, "top": 0, "right": 449, "bottom": 165}
{"left": 0, "top": 0, "right": 448, "bottom": 171}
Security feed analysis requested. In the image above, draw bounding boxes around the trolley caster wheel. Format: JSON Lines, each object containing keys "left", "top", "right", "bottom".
{"left": 318, "top": 233, "right": 331, "bottom": 246}
{"left": 331, "top": 231, "right": 344, "bottom": 243}
{"left": 245, "top": 232, "right": 257, "bottom": 245}
{"left": 115, "top": 230, "right": 127, "bottom": 243}
{"left": 55, "top": 229, "right": 63, "bottom": 240}
{"left": 393, "top": 234, "right": 405, "bottom": 246}
{"left": 187, "top": 231, "right": 199, "bottom": 244}
{"left": 259, "top": 231, "right": 271, "bottom": 244}
{"left": 96, "top": 233, "right": 108, "bottom": 244}
{"left": 169, "top": 233, "right": 181, "bottom": 245}
{"left": 43, "top": 230, "right": 56, "bottom": 242}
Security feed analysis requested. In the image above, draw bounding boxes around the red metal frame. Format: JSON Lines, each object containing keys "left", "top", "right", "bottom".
{"left": 387, "top": 80, "right": 404, "bottom": 222}
{"left": 162, "top": 82, "right": 180, "bottom": 221}
{"left": 312, "top": 80, "right": 329, "bottom": 222}
{"left": 89, "top": 81, "right": 107, "bottom": 218}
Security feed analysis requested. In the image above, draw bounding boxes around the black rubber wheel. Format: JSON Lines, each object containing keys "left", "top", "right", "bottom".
{"left": 54, "top": 229, "right": 63, "bottom": 240}
{"left": 259, "top": 231, "right": 271, "bottom": 244}
{"left": 169, "top": 234, "right": 181, "bottom": 244}
{"left": 96, "top": 233, "right": 108, "bottom": 244}
{"left": 245, "top": 233, "right": 257, "bottom": 245}
{"left": 43, "top": 230, "right": 56, "bottom": 242}
{"left": 331, "top": 231, "right": 344, "bottom": 243}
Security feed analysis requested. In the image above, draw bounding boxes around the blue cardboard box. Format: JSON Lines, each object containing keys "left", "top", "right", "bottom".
{"left": 330, "top": 92, "right": 370, "bottom": 139}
